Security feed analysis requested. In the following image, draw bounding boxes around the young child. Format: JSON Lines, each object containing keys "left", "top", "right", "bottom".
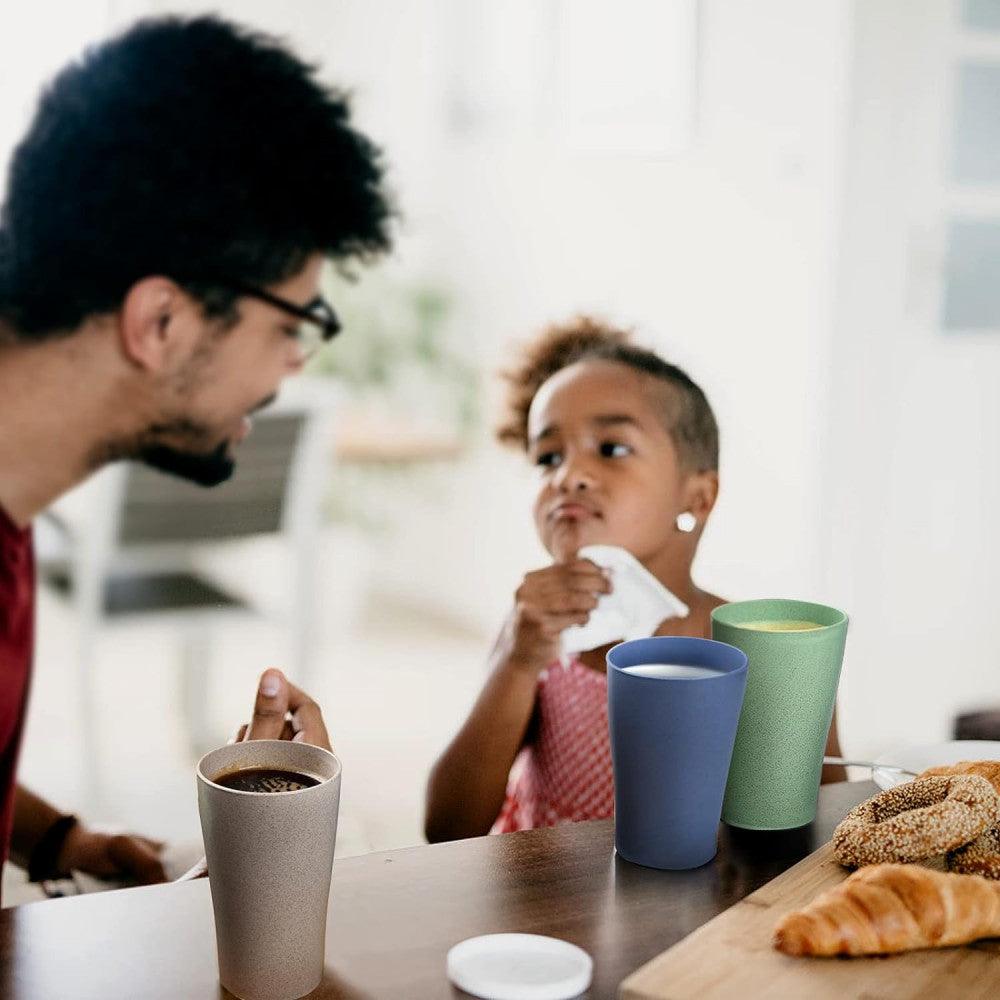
{"left": 425, "top": 318, "right": 843, "bottom": 842}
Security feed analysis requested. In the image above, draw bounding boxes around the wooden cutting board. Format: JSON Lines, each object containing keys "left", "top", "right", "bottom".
{"left": 618, "top": 843, "right": 1000, "bottom": 1000}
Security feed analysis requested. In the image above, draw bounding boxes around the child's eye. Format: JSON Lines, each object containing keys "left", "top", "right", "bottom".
{"left": 535, "top": 451, "right": 563, "bottom": 468}
{"left": 599, "top": 441, "right": 632, "bottom": 458}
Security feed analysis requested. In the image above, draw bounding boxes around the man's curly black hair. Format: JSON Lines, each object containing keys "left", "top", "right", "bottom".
{"left": 0, "top": 15, "right": 393, "bottom": 338}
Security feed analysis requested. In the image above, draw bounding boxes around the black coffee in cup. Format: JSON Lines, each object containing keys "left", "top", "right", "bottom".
{"left": 214, "top": 767, "right": 321, "bottom": 793}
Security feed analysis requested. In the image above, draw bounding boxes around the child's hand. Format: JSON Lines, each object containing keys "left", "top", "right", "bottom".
{"left": 504, "top": 559, "right": 612, "bottom": 672}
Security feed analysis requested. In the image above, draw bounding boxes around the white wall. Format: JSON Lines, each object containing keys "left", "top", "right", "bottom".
{"left": 0, "top": 3, "right": 111, "bottom": 171}
{"left": 826, "top": 0, "right": 1000, "bottom": 758}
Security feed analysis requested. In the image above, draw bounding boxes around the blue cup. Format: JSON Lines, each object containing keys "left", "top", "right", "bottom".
{"left": 607, "top": 636, "right": 749, "bottom": 870}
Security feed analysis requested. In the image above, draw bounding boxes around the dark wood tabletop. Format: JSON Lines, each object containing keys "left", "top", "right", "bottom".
{"left": 0, "top": 781, "right": 874, "bottom": 1000}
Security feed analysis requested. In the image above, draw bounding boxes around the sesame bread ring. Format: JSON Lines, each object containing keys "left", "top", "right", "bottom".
{"left": 948, "top": 824, "right": 1000, "bottom": 879}
{"left": 832, "top": 775, "right": 999, "bottom": 868}
{"left": 919, "top": 759, "right": 1000, "bottom": 794}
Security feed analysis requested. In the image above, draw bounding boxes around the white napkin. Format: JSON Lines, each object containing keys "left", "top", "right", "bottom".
{"left": 560, "top": 544, "right": 689, "bottom": 656}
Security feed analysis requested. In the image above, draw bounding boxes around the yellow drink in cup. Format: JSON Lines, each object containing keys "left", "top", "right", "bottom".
{"left": 742, "top": 621, "right": 823, "bottom": 632}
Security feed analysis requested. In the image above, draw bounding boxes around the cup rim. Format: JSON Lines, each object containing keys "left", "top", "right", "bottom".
{"left": 606, "top": 635, "right": 748, "bottom": 680}
{"left": 197, "top": 739, "right": 342, "bottom": 796}
{"left": 711, "top": 598, "right": 848, "bottom": 633}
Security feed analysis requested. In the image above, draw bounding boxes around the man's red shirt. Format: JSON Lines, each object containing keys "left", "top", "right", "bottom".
{"left": 0, "top": 506, "right": 34, "bottom": 865}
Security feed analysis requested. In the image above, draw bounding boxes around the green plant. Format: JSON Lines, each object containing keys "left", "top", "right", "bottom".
{"left": 310, "top": 268, "right": 480, "bottom": 530}
{"left": 310, "top": 270, "right": 479, "bottom": 435}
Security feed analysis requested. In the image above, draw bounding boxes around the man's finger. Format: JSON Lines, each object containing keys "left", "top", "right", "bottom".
{"left": 245, "top": 668, "right": 290, "bottom": 741}
{"left": 107, "top": 836, "right": 167, "bottom": 885}
{"left": 290, "top": 704, "right": 331, "bottom": 751}
{"left": 236, "top": 720, "right": 292, "bottom": 741}
{"left": 285, "top": 680, "right": 332, "bottom": 752}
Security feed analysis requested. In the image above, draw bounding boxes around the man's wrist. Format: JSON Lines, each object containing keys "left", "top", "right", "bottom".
{"left": 27, "top": 814, "right": 78, "bottom": 882}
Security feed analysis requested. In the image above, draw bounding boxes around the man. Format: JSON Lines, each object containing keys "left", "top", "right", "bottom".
{"left": 0, "top": 16, "right": 391, "bottom": 891}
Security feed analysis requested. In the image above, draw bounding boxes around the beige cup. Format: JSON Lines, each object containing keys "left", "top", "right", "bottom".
{"left": 197, "top": 739, "right": 342, "bottom": 1000}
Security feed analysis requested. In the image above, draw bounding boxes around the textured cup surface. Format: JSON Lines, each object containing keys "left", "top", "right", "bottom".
{"left": 197, "top": 740, "right": 341, "bottom": 1000}
{"left": 712, "top": 598, "right": 848, "bottom": 830}
{"left": 607, "top": 636, "right": 748, "bottom": 870}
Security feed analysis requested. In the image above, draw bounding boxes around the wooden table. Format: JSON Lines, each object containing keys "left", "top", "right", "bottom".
{"left": 0, "top": 782, "right": 873, "bottom": 999}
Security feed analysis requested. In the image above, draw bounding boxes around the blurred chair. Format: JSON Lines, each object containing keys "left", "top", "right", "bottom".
{"left": 954, "top": 710, "right": 1000, "bottom": 742}
{"left": 36, "top": 379, "right": 338, "bottom": 799}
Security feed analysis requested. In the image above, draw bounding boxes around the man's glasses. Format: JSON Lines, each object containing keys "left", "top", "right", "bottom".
{"left": 224, "top": 281, "right": 342, "bottom": 359}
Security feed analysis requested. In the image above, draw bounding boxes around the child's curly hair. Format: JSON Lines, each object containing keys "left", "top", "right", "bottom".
{"left": 497, "top": 316, "right": 719, "bottom": 472}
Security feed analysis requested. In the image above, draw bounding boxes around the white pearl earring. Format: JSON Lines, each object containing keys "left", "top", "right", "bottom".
{"left": 675, "top": 511, "right": 697, "bottom": 534}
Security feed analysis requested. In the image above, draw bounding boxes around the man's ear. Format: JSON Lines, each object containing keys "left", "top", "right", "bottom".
{"left": 683, "top": 469, "right": 719, "bottom": 523}
{"left": 118, "top": 277, "right": 196, "bottom": 373}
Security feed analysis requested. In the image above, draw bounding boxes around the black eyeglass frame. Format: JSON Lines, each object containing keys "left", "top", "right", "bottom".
{"left": 223, "top": 280, "right": 342, "bottom": 343}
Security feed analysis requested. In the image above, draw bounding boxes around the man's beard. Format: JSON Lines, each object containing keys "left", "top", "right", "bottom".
{"left": 137, "top": 439, "right": 235, "bottom": 487}
{"left": 100, "top": 393, "right": 276, "bottom": 488}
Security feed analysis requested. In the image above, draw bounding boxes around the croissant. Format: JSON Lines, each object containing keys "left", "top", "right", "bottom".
{"left": 774, "top": 863, "right": 1000, "bottom": 956}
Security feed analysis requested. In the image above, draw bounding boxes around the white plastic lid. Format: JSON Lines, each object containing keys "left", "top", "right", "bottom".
{"left": 446, "top": 933, "right": 594, "bottom": 1000}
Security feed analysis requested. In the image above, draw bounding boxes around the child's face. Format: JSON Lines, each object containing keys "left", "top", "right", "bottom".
{"left": 527, "top": 360, "right": 699, "bottom": 564}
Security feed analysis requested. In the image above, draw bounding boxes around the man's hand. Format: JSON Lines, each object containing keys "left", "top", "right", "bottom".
{"left": 234, "top": 668, "right": 332, "bottom": 752}
{"left": 56, "top": 825, "right": 167, "bottom": 885}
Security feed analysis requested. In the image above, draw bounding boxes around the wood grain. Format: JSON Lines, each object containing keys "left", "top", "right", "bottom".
{"left": 0, "top": 782, "right": 872, "bottom": 999}
{"left": 619, "top": 843, "right": 1000, "bottom": 1000}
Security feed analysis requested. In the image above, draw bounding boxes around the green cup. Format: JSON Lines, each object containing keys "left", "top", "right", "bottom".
{"left": 711, "top": 598, "right": 848, "bottom": 830}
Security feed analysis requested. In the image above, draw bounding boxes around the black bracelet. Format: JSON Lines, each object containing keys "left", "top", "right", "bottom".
{"left": 27, "top": 814, "right": 78, "bottom": 883}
